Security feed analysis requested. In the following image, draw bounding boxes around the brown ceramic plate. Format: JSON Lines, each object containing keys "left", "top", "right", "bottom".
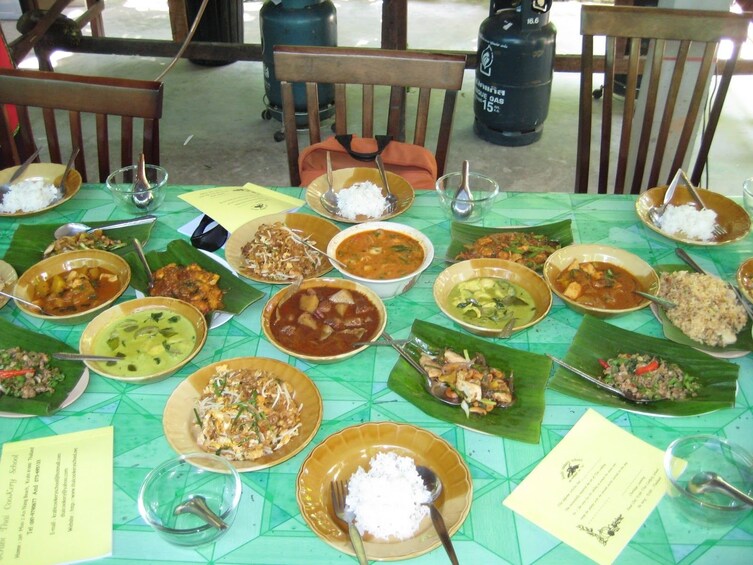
{"left": 636, "top": 185, "right": 751, "bottom": 245}
{"left": 13, "top": 249, "right": 131, "bottom": 325}
{"left": 543, "top": 244, "right": 659, "bottom": 318}
{"left": 737, "top": 258, "right": 753, "bottom": 305}
{"left": 78, "top": 296, "right": 208, "bottom": 383}
{"left": 163, "top": 356, "right": 323, "bottom": 472}
{"left": 433, "top": 258, "right": 552, "bottom": 337}
{"left": 296, "top": 422, "right": 472, "bottom": 561}
{"left": 261, "top": 277, "right": 387, "bottom": 364}
{"left": 306, "top": 167, "right": 414, "bottom": 223}
{"left": 225, "top": 212, "right": 340, "bottom": 284}
{"left": 0, "top": 163, "right": 82, "bottom": 217}
{"left": 0, "top": 260, "right": 18, "bottom": 308}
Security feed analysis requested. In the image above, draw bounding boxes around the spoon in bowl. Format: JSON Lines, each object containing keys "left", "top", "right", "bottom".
{"left": 132, "top": 153, "right": 155, "bottom": 210}
{"left": 0, "top": 289, "right": 52, "bottom": 316}
{"left": 319, "top": 151, "right": 340, "bottom": 216}
{"left": 0, "top": 147, "right": 42, "bottom": 204}
{"left": 56, "top": 147, "right": 80, "bottom": 191}
{"left": 132, "top": 238, "right": 154, "bottom": 286}
{"left": 54, "top": 214, "right": 157, "bottom": 240}
{"left": 416, "top": 466, "right": 459, "bottom": 565}
{"left": 53, "top": 352, "right": 122, "bottom": 362}
{"left": 374, "top": 154, "right": 398, "bottom": 214}
{"left": 451, "top": 160, "right": 474, "bottom": 221}
{"left": 687, "top": 471, "right": 753, "bottom": 506}
{"left": 174, "top": 495, "right": 229, "bottom": 530}
{"left": 547, "top": 354, "right": 658, "bottom": 404}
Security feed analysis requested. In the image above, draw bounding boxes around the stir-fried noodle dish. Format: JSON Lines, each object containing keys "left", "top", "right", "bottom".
{"left": 240, "top": 222, "right": 324, "bottom": 282}
{"left": 195, "top": 364, "right": 302, "bottom": 461}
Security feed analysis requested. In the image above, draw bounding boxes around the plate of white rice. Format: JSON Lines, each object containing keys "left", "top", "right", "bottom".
{"left": 306, "top": 167, "right": 414, "bottom": 224}
{"left": 0, "top": 163, "right": 82, "bottom": 217}
{"left": 296, "top": 422, "right": 472, "bottom": 560}
{"left": 635, "top": 185, "right": 750, "bottom": 246}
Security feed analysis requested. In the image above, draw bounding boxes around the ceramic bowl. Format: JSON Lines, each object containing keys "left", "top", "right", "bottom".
{"left": 78, "top": 296, "right": 207, "bottom": 382}
{"left": 326, "top": 221, "right": 434, "bottom": 299}
{"left": 13, "top": 249, "right": 131, "bottom": 324}
{"left": 542, "top": 244, "right": 659, "bottom": 318}
{"left": 435, "top": 170, "right": 500, "bottom": 224}
{"left": 433, "top": 259, "right": 552, "bottom": 337}
{"left": 261, "top": 277, "right": 386, "bottom": 364}
{"left": 736, "top": 257, "right": 753, "bottom": 305}
{"left": 0, "top": 162, "right": 82, "bottom": 217}
{"left": 105, "top": 164, "right": 168, "bottom": 214}
{"left": 664, "top": 435, "right": 753, "bottom": 525}
{"left": 0, "top": 260, "right": 18, "bottom": 308}
{"left": 138, "top": 452, "right": 242, "bottom": 546}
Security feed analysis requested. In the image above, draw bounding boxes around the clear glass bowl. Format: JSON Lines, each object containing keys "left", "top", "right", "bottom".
{"left": 105, "top": 164, "right": 168, "bottom": 214}
{"left": 664, "top": 435, "right": 753, "bottom": 525}
{"left": 435, "top": 170, "right": 499, "bottom": 224}
{"left": 138, "top": 452, "right": 242, "bottom": 546}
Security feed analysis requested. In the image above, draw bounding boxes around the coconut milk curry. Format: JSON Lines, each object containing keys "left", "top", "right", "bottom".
{"left": 335, "top": 229, "right": 424, "bottom": 280}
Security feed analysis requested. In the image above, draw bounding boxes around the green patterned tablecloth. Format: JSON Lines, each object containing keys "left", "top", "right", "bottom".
{"left": 1, "top": 185, "right": 752, "bottom": 564}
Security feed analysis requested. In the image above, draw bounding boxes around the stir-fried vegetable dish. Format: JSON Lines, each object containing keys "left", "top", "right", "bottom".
{"left": 149, "top": 262, "right": 225, "bottom": 315}
{"left": 0, "top": 347, "right": 64, "bottom": 399}
{"left": 240, "top": 222, "right": 324, "bottom": 282}
{"left": 554, "top": 260, "right": 643, "bottom": 310}
{"left": 599, "top": 353, "right": 700, "bottom": 401}
{"left": 31, "top": 266, "right": 121, "bottom": 315}
{"left": 195, "top": 364, "right": 302, "bottom": 461}
{"left": 43, "top": 229, "right": 125, "bottom": 258}
{"left": 455, "top": 232, "right": 560, "bottom": 272}
{"left": 418, "top": 348, "right": 514, "bottom": 416}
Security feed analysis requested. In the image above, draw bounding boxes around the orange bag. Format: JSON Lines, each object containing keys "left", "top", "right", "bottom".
{"left": 298, "top": 135, "right": 438, "bottom": 189}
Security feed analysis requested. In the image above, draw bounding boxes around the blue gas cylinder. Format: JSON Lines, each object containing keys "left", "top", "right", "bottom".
{"left": 260, "top": 0, "right": 337, "bottom": 122}
{"left": 474, "top": 0, "right": 556, "bottom": 146}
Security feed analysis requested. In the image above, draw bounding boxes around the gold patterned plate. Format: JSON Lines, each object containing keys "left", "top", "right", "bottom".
{"left": 297, "top": 422, "right": 472, "bottom": 561}
{"left": 225, "top": 212, "right": 340, "bottom": 284}
{"left": 736, "top": 257, "right": 753, "bottom": 304}
{"left": 0, "top": 163, "right": 82, "bottom": 217}
{"left": 163, "top": 356, "right": 323, "bottom": 472}
{"left": 306, "top": 167, "right": 415, "bottom": 224}
{"left": 0, "top": 260, "right": 18, "bottom": 308}
{"left": 636, "top": 185, "right": 751, "bottom": 245}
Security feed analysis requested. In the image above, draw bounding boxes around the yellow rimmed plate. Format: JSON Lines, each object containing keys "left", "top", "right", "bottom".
{"left": 296, "top": 422, "right": 472, "bottom": 561}
{"left": 736, "top": 257, "right": 753, "bottom": 305}
{"left": 163, "top": 356, "right": 323, "bottom": 472}
{"left": 0, "top": 163, "right": 82, "bottom": 217}
{"left": 636, "top": 185, "right": 751, "bottom": 245}
{"left": 0, "top": 260, "right": 18, "bottom": 308}
{"left": 306, "top": 167, "right": 414, "bottom": 223}
{"left": 225, "top": 212, "right": 340, "bottom": 283}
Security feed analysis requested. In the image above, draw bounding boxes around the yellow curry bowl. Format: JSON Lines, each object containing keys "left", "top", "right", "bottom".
{"left": 326, "top": 221, "right": 434, "bottom": 300}
{"left": 542, "top": 244, "right": 659, "bottom": 318}
{"left": 78, "top": 296, "right": 208, "bottom": 383}
{"left": 261, "top": 277, "right": 387, "bottom": 364}
{"left": 433, "top": 258, "right": 552, "bottom": 337}
{"left": 13, "top": 249, "right": 131, "bottom": 325}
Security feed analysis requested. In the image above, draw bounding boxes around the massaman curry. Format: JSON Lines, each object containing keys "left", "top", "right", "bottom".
{"left": 335, "top": 228, "right": 424, "bottom": 280}
{"left": 269, "top": 286, "right": 380, "bottom": 356}
{"left": 554, "top": 260, "right": 643, "bottom": 310}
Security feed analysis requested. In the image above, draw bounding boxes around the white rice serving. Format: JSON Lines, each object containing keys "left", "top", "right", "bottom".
{"left": 657, "top": 204, "right": 718, "bottom": 241}
{"left": 336, "top": 181, "right": 388, "bottom": 220}
{"left": 0, "top": 178, "right": 61, "bottom": 214}
{"left": 345, "top": 451, "right": 430, "bottom": 540}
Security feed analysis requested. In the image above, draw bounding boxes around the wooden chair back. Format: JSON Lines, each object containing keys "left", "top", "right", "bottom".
{"left": 273, "top": 45, "right": 467, "bottom": 186}
{"left": 0, "top": 68, "right": 163, "bottom": 183}
{"left": 575, "top": 5, "right": 749, "bottom": 194}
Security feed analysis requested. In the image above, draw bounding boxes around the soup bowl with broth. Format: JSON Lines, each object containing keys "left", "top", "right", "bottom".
{"left": 327, "top": 222, "right": 434, "bottom": 299}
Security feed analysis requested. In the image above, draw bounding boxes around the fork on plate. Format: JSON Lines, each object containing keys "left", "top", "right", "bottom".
{"left": 330, "top": 480, "right": 368, "bottom": 565}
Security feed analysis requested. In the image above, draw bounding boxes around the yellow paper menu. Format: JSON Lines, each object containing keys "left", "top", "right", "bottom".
{"left": 178, "top": 183, "right": 304, "bottom": 233}
{"left": 0, "top": 427, "right": 113, "bottom": 565}
{"left": 504, "top": 410, "right": 665, "bottom": 565}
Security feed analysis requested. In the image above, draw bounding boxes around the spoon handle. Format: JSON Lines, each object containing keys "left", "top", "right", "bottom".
{"left": 8, "top": 147, "right": 42, "bottom": 184}
{"left": 57, "top": 147, "right": 80, "bottom": 189}
{"left": 132, "top": 238, "right": 154, "bottom": 285}
{"left": 429, "top": 503, "right": 459, "bottom": 565}
{"left": 53, "top": 352, "right": 121, "bottom": 362}
{"left": 709, "top": 474, "right": 753, "bottom": 507}
{"left": 547, "top": 354, "right": 637, "bottom": 402}
{"left": 89, "top": 215, "right": 157, "bottom": 233}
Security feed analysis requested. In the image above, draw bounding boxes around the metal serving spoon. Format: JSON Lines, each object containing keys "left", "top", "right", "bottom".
{"left": 319, "top": 151, "right": 340, "bottom": 216}
{"left": 173, "top": 495, "right": 228, "bottom": 530}
{"left": 53, "top": 352, "right": 122, "bottom": 362}
{"left": 634, "top": 290, "right": 676, "bottom": 310}
{"left": 53, "top": 214, "right": 157, "bottom": 239}
{"left": 687, "top": 471, "right": 753, "bottom": 507}
{"left": 132, "top": 237, "right": 154, "bottom": 286}
{"left": 0, "top": 289, "right": 51, "bottom": 315}
{"left": 56, "top": 147, "right": 79, "bottom": 191}
{"left": 374, "top": 154, "right": 398, "bottom": 214}
{"left": 416, "top": 466, "right": 459, "bottom": 565}
{"left": 375, "top": 332, "right": 462, "bottom": 406}
{"left": 132, "top": 153, "right": 154, "bottom": 209}
{"left": 451, "top": 160, "right": 474, "bottom": 220}
{"left": 547, "top": 354, "right": 659, "bottom": 404}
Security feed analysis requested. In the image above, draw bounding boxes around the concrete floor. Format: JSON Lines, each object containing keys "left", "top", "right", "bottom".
{"left": 3, "top": 0, "right": 752, "bottom": 195}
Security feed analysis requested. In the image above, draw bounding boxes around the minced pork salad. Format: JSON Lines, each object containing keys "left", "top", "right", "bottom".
{"left": 599, "top": 353, "right": 700, "bottom": 401}
{"left": 0, "top": 347, "right": 65, "bottom": 399}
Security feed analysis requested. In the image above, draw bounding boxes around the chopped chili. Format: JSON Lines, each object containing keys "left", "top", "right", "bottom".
{"left": 0, "top": 369, "right": 34, "bottom": 379}
{"left": 635, "top": 359, "right": 659, "bottom": 375}
{"left": 598, "top": 358, "right": 610, "bottom": 369}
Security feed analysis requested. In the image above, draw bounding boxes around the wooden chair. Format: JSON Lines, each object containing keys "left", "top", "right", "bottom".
{"left": 0, "top": 68, "right": 163, "bottom": 183}
{"left": 575, "top": 5, "right": 750, "bottom": 194}
{"left": 273, "top": 45, "right": 467, "bottom": 187}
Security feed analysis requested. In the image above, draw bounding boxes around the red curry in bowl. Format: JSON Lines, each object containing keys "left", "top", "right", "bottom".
{"left": 335, "top": 228, "right": 425, "bottom": 280}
